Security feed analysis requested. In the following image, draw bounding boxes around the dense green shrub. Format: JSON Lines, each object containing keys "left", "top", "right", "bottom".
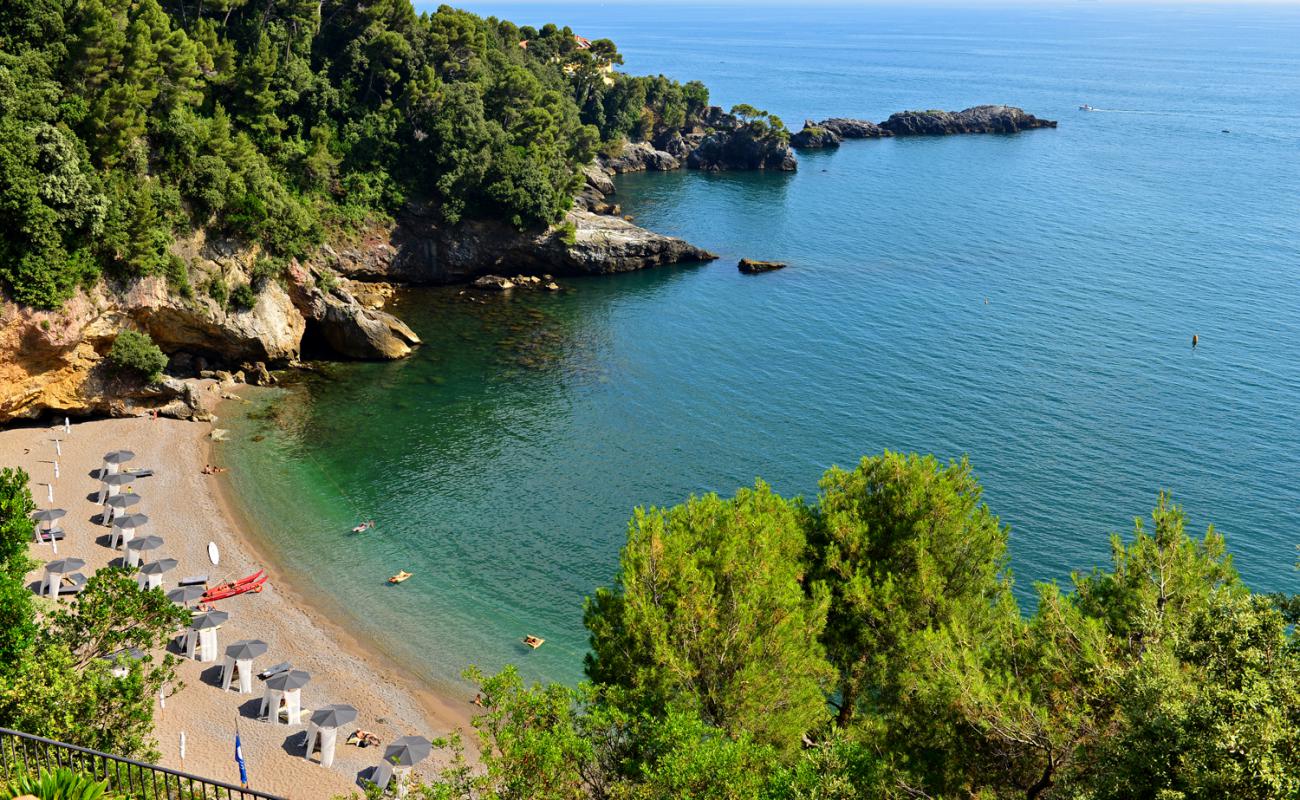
{"left": 228, "top": 282, "right": 255, "bottom": 310}
{"left": 106, "top": 330, "right": 166, "bottom": 382}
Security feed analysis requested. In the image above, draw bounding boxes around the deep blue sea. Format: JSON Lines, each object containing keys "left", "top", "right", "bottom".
{"left": 221, "top": 3, "right": 1300, "bottom": 692}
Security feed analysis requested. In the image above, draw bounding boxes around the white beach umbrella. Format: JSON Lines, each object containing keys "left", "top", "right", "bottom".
{"left": 221, "top": 639, "right": 268, "bottom": 694}
{"left": 304, "top": 704, "right": 357, "bottom": 768}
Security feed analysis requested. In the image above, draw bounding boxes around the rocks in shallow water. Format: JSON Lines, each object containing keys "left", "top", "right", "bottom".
{"left": 738, "top": 258, "right": 788, "bottom": 274}
{"left": 473, "top": 275, "right": 516, "bottom": 291}
{"left": 879, "top": 105, "right": 1057, "bottom": 136}
{"left": 818, "top": 118, "right": 889, "bottom": 139}
{"left": 790, "top": 121, "right": 842, "bottom": 149}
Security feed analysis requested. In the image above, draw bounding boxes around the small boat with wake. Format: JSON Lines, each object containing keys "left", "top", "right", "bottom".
{"left": 1079, "top": 104, "right": 1097, "bottom": 112}
{"left": 202, "top": 569, "right": 268, "bottom": 602}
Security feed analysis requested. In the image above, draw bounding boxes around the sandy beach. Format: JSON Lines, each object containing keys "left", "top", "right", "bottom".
{"left": 0, "top": 412, "right": 475, "bottom": 799}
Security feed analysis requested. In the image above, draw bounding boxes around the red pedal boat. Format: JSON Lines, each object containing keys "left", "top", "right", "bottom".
{"left": 202, "top": 569, "right": 268, "bottom": 602}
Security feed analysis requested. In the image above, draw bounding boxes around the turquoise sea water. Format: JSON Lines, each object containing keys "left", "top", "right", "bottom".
{"left": 221, "top": 3, "right": 1300, "bottom": 692}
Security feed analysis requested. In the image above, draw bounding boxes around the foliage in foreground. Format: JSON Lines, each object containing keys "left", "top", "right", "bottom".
{"left": 0, "top": 767, "right": 112, "bottom": 800}
{"left": 352, "top": 452, "right": 1300, "bottom": 800}
{"left": 0, "top": 468, "right": 189, "bottom": 760}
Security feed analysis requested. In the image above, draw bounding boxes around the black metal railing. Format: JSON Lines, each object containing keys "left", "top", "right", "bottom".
{"left": 0, "top": 728, "right": 285, "bottom": 800}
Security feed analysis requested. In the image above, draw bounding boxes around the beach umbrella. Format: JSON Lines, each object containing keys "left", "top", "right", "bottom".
{"left": 222, "top": 640, "right": 267, "bottom": 695}
{"left": 225, "top": 639, "right": 268, "bottom": 661}
{"left": 190, "top": 610, "right": 229, "bottom": 630}
{"left": 265, "top": 669, "right": 310, "bottom": 692}
{"left": 45, "top": 557, "right": 86, "bottom": 574}
{"left": 103, "top": 492, "right": 142, "bottom": 527}
{"left": 105, "top": 493, "right": 141, "bottom": 510}
{"left": 102, "top": 450, "right": 135, "bottom": 476}
{"left": 167, "top": 585, "right": 207, "bottom": 606}
{"left": 100, "top": 647, "right": 144, "bottom": 677}
{"left": 186, "top": 610, "right": 229, "bottom": 663}
{"left": 31, "top": 508, "right": 66, "bottom": 524}
{"left": 114, "top": 512, "right": 149, "bottom": 529}
{"left": 112, "top": 512, "right": 149, "bottom": 547}
{"left": 42, "top": 557, "right": 86, "bottom": 599}
{"left": 137, "top": 558, "right": 178, "bottom": 590}
{"left": 262, "top": 669, "right": 310, "bottom": 725}
{"left": 306, "top": 704, "right": 356, "bottom": 767}
{"left": 124, "top": 534, "right": 163, "bottom": 566}
{"left": 310, "top": 704, "right": 357, "bottom": 729}
{"left": 97, "top": 472, "right": 134, "bottom": 503}
{"left": 383, "top": 736, "right": 432, "bottom": 767}
{"left": 139, "top": 558, "right": 178, "bottom": 576}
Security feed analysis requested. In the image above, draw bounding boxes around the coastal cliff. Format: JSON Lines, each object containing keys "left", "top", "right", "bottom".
{"left": 0, "top": 205, "right": 714, "bottom": 424}
{"left": 791, "top": 105, "right": 1056, "bottom": 147}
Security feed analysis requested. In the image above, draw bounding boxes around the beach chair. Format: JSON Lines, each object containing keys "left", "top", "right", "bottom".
{"left": 34, "top": 528, "right": 65, "bottom": 543}
{"left": 179, "top": 575, "right": 209, "bottom": 587}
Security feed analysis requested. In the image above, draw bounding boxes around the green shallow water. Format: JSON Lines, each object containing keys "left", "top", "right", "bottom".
{"left": 221, "top": 2, "right": 1300, "bottom": 692}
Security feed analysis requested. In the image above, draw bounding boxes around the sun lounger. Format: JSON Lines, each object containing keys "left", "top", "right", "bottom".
{"left": 178, "top": 575, "right": 209, "bottom": 587}
{"left": 58, "top": 573, "right": 87, "bottom": 595}
{"left": 34, "top": 528, "right": 65, "bottom": 542}
{"left": 127, "top": 469, "right": 155, "bottom": 478}
{"left": 258, "top": 662, "right": 291, "bottom": 680}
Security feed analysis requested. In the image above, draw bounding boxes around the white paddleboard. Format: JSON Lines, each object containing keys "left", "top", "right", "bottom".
{"left": 207, "top": 542, "right": 220, "bottom": 566}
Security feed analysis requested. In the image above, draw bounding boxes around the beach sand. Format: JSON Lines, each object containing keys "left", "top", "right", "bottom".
{"left": 0, "top": 414, "right": 476, "bottom": 799}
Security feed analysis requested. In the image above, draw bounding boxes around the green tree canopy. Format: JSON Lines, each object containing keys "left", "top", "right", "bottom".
{"left": 584, "top": 481, "right": 834, "bottom": 757}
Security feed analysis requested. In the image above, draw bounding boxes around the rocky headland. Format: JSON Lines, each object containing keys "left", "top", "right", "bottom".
{"left": 791, "top": 105, "right": 1056, "bottom": 148}
{"left": 0, "top": 196, "right": 716, "bottom": 424}
{"left": 599, "top": 105, "right": 797, "bottom": 175}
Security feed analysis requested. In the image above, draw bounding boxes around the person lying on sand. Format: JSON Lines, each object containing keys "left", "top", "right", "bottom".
{"left": 472, "top": 693, "right": 484, "bottom": 707}
{"left": 347, "top": 730, "right": 381, "bottom": 748}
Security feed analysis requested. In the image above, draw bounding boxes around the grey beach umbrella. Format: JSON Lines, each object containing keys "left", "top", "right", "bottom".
{"left": 105, "top": 493, "right": 142, "bottom": 510}
{"left": 101, "top": 472, "right": 134, "bottom": 487}
{"left": 31, "top": 508, "right": 66, "bottom": 524}
{"left": 310, "top": 704, "right": 357, "bottom": 729}
{"left": 190, "top": 610, "right": 229, "bottom": 630}
{"left": 265, "top": 669, "right": 310, "bottom": 692}
{"left": 167, "top": 585, "right": 207, "bottom": 606}
{"left": 225, "top": 639, "right": 268, "bottom": 661}
{"left": 103, "top": 450, "right": 135, "bottom": 465}
{"left": 45, "top": 557, "right": 86, "bottom": 574}
{"left": 139, "top": 558, "right": 178, "bottom": 576}
{"left": 101, "top": 647, "right": 145, "bottom": 666}
{"left": 383, "top": 736, "right": 432, "bottom": 767}
{"left": 113, "top": 513, "right": 149, "bottom": 530}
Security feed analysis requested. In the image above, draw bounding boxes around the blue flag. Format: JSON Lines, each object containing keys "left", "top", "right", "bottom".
{"left": 235, "top": 729, "right": 248, "bottom": 786}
